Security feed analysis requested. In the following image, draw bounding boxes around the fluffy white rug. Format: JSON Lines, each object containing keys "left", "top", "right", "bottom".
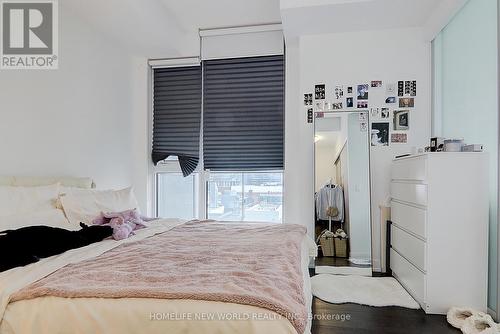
{"left": 311, "top": 274, "right": 420, "bottom": 309}
{"left": 315, "top": 266, "right": 372, "bottom": 276}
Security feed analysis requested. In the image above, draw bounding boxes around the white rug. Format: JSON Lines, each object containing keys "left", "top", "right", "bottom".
{"left": 311, "top": 274, "right": 420, "bottom": 309}
{"left": 315, "top": 266, "right": 372, "bottom": 276}
{"left": 349, "top": 258, "right": 371, "bottom": 266}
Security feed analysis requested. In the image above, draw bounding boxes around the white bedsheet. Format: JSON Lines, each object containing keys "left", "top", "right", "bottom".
{"left": 0, "top": 220, "right": 314, "bottom": 334}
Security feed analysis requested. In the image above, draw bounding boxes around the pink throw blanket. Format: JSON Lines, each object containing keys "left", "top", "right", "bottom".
{"left": 11, "top": 221, "right": 307, "bottom": 333}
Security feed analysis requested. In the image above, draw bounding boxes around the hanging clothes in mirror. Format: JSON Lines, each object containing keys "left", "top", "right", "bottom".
{"left": 315, "top": 183, "right": 344, "bottom": 222}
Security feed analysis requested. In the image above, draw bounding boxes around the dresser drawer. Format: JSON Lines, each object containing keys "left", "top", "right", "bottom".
{"left": 391, "top": 182, "right": 427, "bottom": 207}
{"left": 392, "top": 157, "right": 427, "bottom": 181}
{"left": 391, "top": 248, "right": 425, "bottom": 304}
{"left": 391, "top": 200, "right": 426, "bottom": 239}
{"left": 391, "top": 225, "right": 426, "bottom": 271}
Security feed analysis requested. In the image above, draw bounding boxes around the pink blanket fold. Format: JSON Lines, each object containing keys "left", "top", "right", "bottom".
{"left": 11, "top": 222, "right": 307, "bottom": 333}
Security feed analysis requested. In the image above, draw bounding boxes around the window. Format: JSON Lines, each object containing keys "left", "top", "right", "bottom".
{"left": 152, "top": 56, "right": 284, "bottom": 222}
{"left": 156, "top": 171, "right": 197, "bottom": 220}
{"left": 207, "top": 172, "right": 283, "bottom": 223}
{"left": 151, "top": 65, "right": 202, "bottom": 176}
{"left": 202, "top": 56, "right": 284, "bottom": 171}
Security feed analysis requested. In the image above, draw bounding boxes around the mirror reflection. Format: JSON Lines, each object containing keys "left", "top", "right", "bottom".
{"left": 314, "top": 112, "right": 372, "bottom": 268}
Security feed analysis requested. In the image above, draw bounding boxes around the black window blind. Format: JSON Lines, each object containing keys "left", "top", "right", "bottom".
{"left": 202, "top": 55, "right": 284, "bottom": 171}
{"left": 152, "top": 66, "right": 202, "bottom": 176}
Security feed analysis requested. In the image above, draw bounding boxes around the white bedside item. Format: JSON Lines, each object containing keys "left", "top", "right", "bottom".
{"left": 390, "top": 153, "right": 488, "bottom": 314}
{"left": 443, "top": 139, "right": 464, "bottom": 152}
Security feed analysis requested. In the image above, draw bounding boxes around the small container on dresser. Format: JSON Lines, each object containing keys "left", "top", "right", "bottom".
{"left": 390, "top": 152, "right": 488, "bottom": 314}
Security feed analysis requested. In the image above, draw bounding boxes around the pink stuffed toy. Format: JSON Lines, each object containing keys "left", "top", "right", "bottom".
{"left": 92, "top": 209, "right": 147, "bottom": 240}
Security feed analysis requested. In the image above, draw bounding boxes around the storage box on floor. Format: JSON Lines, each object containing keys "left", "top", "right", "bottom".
{"left": 319, "top": 233, "right": 348, "bottom": 258}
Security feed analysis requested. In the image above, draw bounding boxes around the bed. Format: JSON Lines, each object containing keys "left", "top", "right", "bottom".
{"left": 0, "top": 177, "right": 315, "bottom": 334}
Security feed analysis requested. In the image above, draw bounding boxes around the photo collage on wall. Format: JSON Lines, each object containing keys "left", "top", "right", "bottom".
{"left": 391, "top": 80, "right": 416, "bottom": 144}
{"left": 304, "top": 79, "right": 416, "bottom": 145}
{"left": 364, "top": 79, "right": 416, "bottom": 146}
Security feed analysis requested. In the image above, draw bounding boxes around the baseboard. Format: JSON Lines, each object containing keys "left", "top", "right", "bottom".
{"left": 315, "top": 266, "right": 372, "bottom": 276}
{"left": 348, "top": 252, "right": 371, "bottom": 260}
{"left": 372, "top": 258, "right": 382, "bottom": 273}
{"left": 487, "top": 307, "right": 497, "bottom": 321}
{"left": 348, "top": 257, "right": 371, "bottom": 266}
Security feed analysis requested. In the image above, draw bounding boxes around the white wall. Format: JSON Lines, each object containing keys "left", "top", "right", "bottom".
{"left": 130, "top": 57, "right": 152, "bottom": 213}
{"left": 284, "top": 37, "right": 316, "bottom": 238}
{"left": 284, "top": 28, "right": 431, "bottom": 270}
{"left": 0, "top": 5, "right": 135, "bottom": 191}
{"left": 315, "top": 146, "right": 337, "bottom": 192}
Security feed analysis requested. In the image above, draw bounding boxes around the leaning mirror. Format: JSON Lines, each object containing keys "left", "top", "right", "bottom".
{"left": 314, "top": 111, "right": 372, "bottom": 270}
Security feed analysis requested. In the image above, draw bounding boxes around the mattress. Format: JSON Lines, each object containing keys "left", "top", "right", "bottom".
{"left": 0, "top": 219, "right": 314, "bottom": 334}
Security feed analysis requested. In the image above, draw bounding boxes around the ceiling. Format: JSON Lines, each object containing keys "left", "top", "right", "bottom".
{"left": 160, "top": 0, "right": 281, "bottom": 31}
{"left": 280, "top": 0, "right": 466, "bottom": 38}
{"left": 61, "top": 0, "right": 281, "bottom": 58}
{"left": 61, "top": 0, "right": 465, "bottom": 58}
{"left": 315, "top": 116, "right": 342, "bottom": 148}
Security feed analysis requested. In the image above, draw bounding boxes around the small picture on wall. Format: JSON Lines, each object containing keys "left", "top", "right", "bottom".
{"left": 360, "top": 121, "right": 368, "bottom": 132}
{"left": 316, "top": 101, "right": 324, "bottom": 111}
{"left": 332, "top": 102, "right": 343, "bottom": 110}
{"left": 371, "top": 80, "right": 383, "bottom": 88}
{"left": 399, "top": 97, "right": 414, "bottom": 108}
{"left": 398, "top": 81, "right": 404, "bottom": 96}
{"left": 393, "top": 110, "right": 410, "bottom": 130}
{"left": 410, "top": 80, "right": 417, "bottom": 96}
{"left": 371, "top": 122, "right": 389, "bottom": 146}
{"left": 404, "top": 81, "right": 411, "bottom": 95}
{"left": 303, "top": 93, "right": 313, "bottom": 106}
{"left": 381, "top": 108, "right": 390, "bottom": 119}
{"left": 370, "top": 107, "right": 380, "bottom": 119}
{"left": 357, "top": 84, "right": 369, "bottom": 100}
{"left": 346, "top": 97, "right": 354, "bottom": 108}
{"left": 391, "top": 133, "right": 408, "bottom": 144}
{"left": 315, "top": 84, "right": 326, "bottom": 100}
{"left": 334, "top": 85, "right": 344, "bottom": 100}
{"left": 359, "top": 112, "right": 367, "bottom": 122}
{"left": 357, "top": 100, "right": 368, "bottom": 108}
{"left": 386, "top": 97, "right": 396, "bottom": 104}
{"left": 347, "top": 86, "right": 353, "bottom": 94}
{"left": 386, "top": 83, "right": 396, "bottom": 94}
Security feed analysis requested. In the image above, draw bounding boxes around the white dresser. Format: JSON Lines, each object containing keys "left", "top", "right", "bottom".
{"left": 390, "top": 153, "right": 488, "bottom": 314}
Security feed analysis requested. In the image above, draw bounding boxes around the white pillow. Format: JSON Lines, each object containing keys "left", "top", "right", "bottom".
{"left": 55, "top": 186, "right": 96, "bottom": 209}
{"left": 0, "top": 184, "right": 60, "bottom": 217}
{"left": 60, "top": 187, "right": 139, "bottom": 225}
{"left": 0, "top": 209, "right": 77, "bottom": 231}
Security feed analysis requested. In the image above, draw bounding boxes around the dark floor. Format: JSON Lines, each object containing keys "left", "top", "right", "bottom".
{"left": 311, "top": 257, "right": 459, "bottom": 334}
{"left": 311, "top": 298, "right": 460, "bottom": 334}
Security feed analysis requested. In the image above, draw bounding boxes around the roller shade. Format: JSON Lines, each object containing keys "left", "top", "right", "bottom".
{"left": 203, "top": 55, "right": 285, "bottom": 171}
{"left": 201, "top": 28, "right": 284, "bottom": 60}
{"left": 152, "top": 66, "right": 202, "bottom": 176}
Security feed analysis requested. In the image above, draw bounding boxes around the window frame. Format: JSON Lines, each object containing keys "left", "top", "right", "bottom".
{"left": 149, "top": 56, "right": 285, "bottom": 223}
{"left": 149, "top": 59, "right": 205, "bottom": 219}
